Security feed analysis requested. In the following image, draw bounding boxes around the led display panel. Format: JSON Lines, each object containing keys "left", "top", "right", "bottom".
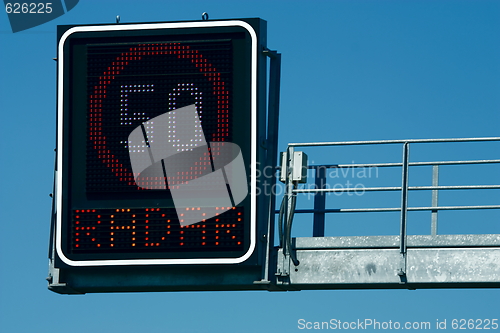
{"left": 55, "top": 20, "right": 265, "bottom": 266}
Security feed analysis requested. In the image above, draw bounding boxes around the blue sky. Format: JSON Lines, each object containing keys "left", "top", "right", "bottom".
{"left": 1, "top": 1, "right": 499, "bottom": 332}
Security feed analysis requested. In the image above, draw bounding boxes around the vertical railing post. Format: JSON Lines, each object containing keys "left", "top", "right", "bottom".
{"left": 398, "top": 142, "right": 410, "bottom": 281}
{"left": 313, "top": 166, "right": 327, "bottom": 237}
{"left": 431, "top": 165, "right": 439, "bottom": 236}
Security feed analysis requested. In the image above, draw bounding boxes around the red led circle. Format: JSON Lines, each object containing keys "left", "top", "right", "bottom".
{"left": 88, "top": 43, "right": 230, "bottom": 186}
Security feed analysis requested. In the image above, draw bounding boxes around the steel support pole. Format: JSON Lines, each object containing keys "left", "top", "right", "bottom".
{"left": 313, "top": 166, "right": 327, "bottom": 237}
{"left": 261, "top": 49, "right": 281, "bottom": 284}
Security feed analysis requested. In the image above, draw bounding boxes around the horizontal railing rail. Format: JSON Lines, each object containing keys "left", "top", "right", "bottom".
{"left": 288, "top": 137, "right": 500, "bottom": 147}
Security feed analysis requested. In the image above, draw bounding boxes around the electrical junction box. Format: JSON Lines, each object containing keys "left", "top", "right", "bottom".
{"left": 279, "top": 151, "right": 308, "bottom": 183}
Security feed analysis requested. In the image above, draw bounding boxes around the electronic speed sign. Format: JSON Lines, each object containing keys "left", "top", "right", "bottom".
{"left": 55, "top": 19, "right": 268, "bottom": 267}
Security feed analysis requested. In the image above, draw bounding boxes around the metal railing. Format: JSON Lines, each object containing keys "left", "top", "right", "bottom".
{"left": 279, "top": 137, "right": 500, "bottom": 274}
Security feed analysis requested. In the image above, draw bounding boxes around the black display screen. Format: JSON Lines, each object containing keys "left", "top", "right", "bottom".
{"left": 59, "top": 24, "right": 257, "bottom": 262}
